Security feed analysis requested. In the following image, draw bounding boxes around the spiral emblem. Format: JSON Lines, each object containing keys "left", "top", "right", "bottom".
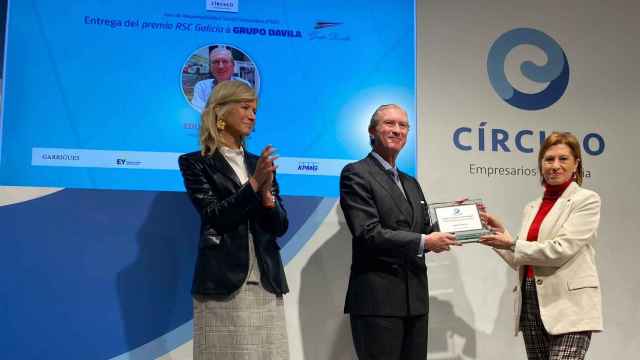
{"left": 487, "top": 28, "right": 569, "bottom": 111}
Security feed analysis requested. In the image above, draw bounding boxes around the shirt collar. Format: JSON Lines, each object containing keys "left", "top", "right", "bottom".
{"left": 220, "top": 146, "right": 244, "bottom": 157}
{"left": 370, "top": 151, "right": 398, "bottom": 175}
{"left": 211, "top": 77, "right": 236, "bottom": 88}
{"left": 543, "top": 179, "right": 573, "bottom": 199}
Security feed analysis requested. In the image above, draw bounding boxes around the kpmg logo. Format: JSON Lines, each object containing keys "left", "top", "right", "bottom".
{"left": 297, "top": 161, "right": 319, "bottom": 172}
{"left": 206, "top": 0, "right": 238, "bottom": 13}
{"left": 487, "top": 28, "right": 569, "bottom": 111}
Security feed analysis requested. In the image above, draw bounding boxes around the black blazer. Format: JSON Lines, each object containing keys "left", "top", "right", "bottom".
{"left": 340, "top": 153, "right": 433, "bottom": 316}
{"left": 178, "top": 149, "right": 289, "bottom": 296}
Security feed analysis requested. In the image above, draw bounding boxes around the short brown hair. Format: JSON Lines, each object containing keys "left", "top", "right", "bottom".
{"left": 538, "top": 131, "right": 584, "bottom": 185}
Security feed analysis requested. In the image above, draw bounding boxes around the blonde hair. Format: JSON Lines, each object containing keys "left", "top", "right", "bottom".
{"left": 199, "top": 80, "right": 257, "bottom": 156}
{"left": 538, "top": 131, "right": 584, "bottom": 185}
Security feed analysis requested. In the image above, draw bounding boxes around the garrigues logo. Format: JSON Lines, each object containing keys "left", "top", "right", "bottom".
{"left": 487, "top": 28, "right": 569, "bottom": 111}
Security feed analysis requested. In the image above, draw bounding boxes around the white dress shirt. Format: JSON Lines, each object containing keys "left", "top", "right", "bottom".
{"left": 219, "top": 146, "right": 261, "bottom": 283}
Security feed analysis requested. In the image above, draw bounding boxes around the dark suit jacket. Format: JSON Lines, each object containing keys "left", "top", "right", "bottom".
{"left": 340, "top": 153, "right": 433, "bottom": 316}
{"left": 178, "top": 149, "right": 289, "bottom": 296}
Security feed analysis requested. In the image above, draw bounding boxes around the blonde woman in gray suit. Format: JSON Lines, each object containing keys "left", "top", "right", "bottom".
{"left": 480, "top": 132, "right": 602, "bottom": 360}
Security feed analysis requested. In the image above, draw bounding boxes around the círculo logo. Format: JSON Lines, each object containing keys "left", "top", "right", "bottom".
{"left": 487, "top": 28, "right": 569, "bottom": 111}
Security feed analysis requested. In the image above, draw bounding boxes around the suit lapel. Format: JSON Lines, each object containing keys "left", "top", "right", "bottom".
{"left": 538, "top": 199, "right": 569, "bottom": 242}
{"left": 519, "top": 200, "right": 541, "bottom": 242}
{"left": 399, "top": 172, "right": 419, "bottom": 227}
{"left": 366, "top": 155, "right": 413, "bottom": 220}
{"left": 207, "top": 149, "right": 242, "bottom": 188}
{"left": 245, "top": 153, "right": 257, "bottom": 177}
{"left": 538, "top": 182, "right": 578, "bottom": 241}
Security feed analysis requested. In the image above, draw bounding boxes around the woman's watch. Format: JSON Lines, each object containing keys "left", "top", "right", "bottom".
{"left": 509, "top": 240, "right": 516, "bottom": 252}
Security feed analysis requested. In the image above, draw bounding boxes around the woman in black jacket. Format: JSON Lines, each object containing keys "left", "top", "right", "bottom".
{"left": 178, "top": 80, "right": 289, "bottom": 360}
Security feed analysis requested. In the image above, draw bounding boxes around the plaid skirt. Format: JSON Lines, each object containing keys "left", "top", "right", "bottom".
{"left": 193, "top": 283, "right": 289, "bottom": 360}
{"left": 520, "top": 277, "right": 591, "bottom": 360}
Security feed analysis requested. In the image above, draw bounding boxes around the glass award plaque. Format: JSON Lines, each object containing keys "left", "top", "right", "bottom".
{"left": 429, "top": 199, "right": 490, "bottom": 243}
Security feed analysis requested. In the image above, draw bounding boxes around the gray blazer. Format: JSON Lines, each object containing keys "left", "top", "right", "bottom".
{"left": 340, "top": 153, "right": 433, "bottom": 316}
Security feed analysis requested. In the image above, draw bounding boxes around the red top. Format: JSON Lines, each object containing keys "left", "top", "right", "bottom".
{"left": 524, "top": 179, "right": 573, "bottom": 278}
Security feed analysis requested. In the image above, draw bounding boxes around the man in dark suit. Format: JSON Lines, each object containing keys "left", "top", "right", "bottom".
{"left": 340, "top": 104, "right": 459, "bottom": 360}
